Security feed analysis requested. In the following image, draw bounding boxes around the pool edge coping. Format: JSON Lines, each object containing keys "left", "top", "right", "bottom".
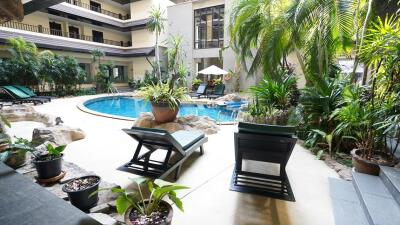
{"left": 77, "top": 95, "right": 237, "bottom": 125}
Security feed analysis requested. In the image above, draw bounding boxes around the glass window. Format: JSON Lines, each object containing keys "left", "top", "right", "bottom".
{"left": 194, "top": 5, "right": 224, "bottom": 49}
{"left": 112, "top": 66, "right": 126, "bottom": 83}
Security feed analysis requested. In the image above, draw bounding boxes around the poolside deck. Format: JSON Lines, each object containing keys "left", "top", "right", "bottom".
{"left": 9, "top": 95, "right": 341, "bottom": 225}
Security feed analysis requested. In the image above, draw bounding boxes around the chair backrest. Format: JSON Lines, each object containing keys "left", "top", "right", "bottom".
{"left": 196, "top": 84, "right": 207, "bottom": 94}
{"left": 214, "top": 84, "right": 225, "bottom": 95}
{"left": 238, "top": 122, "right": 296, "bottom": 138}
{"left": 1, "top": 86, "right": 30, "bottom": 99}
{"left": 122, "top": 126, "right": 186, "bottom": 155}
{"left": 13, "top": 85, "right": 36, "bottom": 97}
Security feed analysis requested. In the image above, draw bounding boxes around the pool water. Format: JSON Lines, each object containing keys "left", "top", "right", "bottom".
{"left": 84, "top": 96, "right": 239, "bottom": 122}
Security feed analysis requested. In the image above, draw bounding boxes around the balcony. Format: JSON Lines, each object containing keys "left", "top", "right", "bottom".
{"left": 65, "top": 0, "right": 130, "bottom": 20}
{"left": 0, "top": 21, "right": 131, "bottom": 47}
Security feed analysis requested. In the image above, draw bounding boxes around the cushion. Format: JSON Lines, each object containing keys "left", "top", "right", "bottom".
{"left": 238, "top": 122, "right": 295, "bottom": 137}
{"left": 171, "top": 130, "right": 205, "bottom": 150}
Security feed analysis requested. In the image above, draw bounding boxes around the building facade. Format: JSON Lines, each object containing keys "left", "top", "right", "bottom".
{"left": 0, "top": 0, "right": 174, "bottom": 87}
{"left": 167, "top": 0, "right": 258, "bottom": 93}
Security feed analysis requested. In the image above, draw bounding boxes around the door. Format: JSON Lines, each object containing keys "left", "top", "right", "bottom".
{"left": 92, "top": 30, "right": 103, "bottom": 43}
{"left": 69, "top": 26, "right": 79, "bottom": 39}
{"left": 90, "top": 1, "right": 101, "bottom": 13}
{"left": 49, "top": 22, "right": 62, "bottom": 36}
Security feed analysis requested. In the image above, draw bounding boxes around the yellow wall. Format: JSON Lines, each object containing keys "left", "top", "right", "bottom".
{"left": 131, "top": 29, "right": 155, "bottom": 48}
{"left": 21, "top": 12, "right": 49, "bottom": 27}
{"left": 132, "top": 57, "right": 153, "bottom": 80}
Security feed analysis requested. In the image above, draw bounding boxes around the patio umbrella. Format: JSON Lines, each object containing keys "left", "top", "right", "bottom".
{"left": 198, "top": 65, "right": 228, "bottom": 75}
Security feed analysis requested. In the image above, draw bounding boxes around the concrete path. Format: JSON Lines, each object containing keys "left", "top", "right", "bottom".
{"left": 9, "top": 95, "right": 340, "bottom": 225}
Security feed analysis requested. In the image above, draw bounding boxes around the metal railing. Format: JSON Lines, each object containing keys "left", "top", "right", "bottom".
{"left": 65, "top": 0, "right": 130, "bottom": 20}
{"left": 0, "top": 21, "right": 132, "bottom": 47}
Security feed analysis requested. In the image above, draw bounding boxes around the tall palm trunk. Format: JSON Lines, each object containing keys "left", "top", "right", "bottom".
{"left": 155, "top": 32, "right": 161, "bottom": 82}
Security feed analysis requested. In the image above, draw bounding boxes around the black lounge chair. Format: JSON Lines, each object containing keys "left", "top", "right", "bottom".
{"left": 120, "top": 127, "right": 208, "bottom": 180}
{"left": 13, "top": 85, "right": 53, "bottom": 102}
{"left": 230, "top": 122, "right": 297, "bottom": 201}
{"left": 190, "top": 84, "right": 207, "bottom": 98}
{"left": 0, "top": 86, "right": 46, "bottom": 105}
{"left": 208, "top": 84, "right": 225, "bottom": 99}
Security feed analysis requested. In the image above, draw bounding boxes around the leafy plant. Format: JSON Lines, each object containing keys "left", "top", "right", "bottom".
{"left": 148, "top": 6, "right": 166, "bottom": 80}
{"left": 192, "top": 78, "right": 202, "bottom": 86}
{"left": 46, "top": 144, "right": 66, "bottom": 158}
{"left": 140, "top": 83, "right": 187, "bottom": 109}
{"left": 97, "top": 178, "right": 188, "bottom": 216}
{"left": 213, "top": 78, "right": 223, "bottom": 86}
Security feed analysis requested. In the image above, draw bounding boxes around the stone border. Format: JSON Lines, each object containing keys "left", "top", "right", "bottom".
{"left": 77, "top": 95, "right": 237, "bottom": 125}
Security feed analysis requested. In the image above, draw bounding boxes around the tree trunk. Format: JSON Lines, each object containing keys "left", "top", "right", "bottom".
{"left": 155, "top": 33, "right": 161, "bottom": 82}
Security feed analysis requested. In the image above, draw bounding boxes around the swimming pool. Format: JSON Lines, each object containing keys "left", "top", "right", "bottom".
{"left": 82, "top": 96, "right": 239, "bottom": 123}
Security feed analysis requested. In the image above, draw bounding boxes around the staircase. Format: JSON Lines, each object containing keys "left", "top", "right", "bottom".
{"left": 329, "top": 166, "right": 400, "bottom": 225}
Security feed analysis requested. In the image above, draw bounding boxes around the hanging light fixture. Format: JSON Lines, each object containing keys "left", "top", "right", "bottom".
{"left": 0, "top": 0, "right": 24, "bottom": 24}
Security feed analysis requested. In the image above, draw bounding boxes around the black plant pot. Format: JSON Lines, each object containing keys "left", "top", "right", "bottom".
{"left": 62, "top": 175, "right": 101, "bottom": 211}
{"left": 32, "top": 154, "right": 63, "bottom": 179}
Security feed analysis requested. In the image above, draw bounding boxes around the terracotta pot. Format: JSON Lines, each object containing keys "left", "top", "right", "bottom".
{"left": 151, "top": 101, "right": 179, "bottom": 123}
{"left": 124, "top": 200, "right": 173, "bottom": 225}
{"left": 351, "top": 149, "right": 380, "bottom": 176}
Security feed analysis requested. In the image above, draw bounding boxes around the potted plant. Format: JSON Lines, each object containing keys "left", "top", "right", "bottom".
{"left": 32, "top": 143, "right": 66, "bottom": 179}
{"left": 140, "top": 36, "right": 188, "bottom": 123}
{"left": 62, "top": 175, "right": 101, "bottom": 211}
{"left": 140, "top": 83, "right": 187, "bottom": 123}
{"left": 191, "top": 78, "right": 202, "bottom": 91}
{"left": 0, "top": 137, "right": 33, "bottom": 169}
{"left": 98, "top": 178, "right": 188, "bottom": 225}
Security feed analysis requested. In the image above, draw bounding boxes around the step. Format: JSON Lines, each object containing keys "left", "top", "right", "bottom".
{"left": 328, "top": 178, "right": 368, "bottom": 225}
{"left": 380, "top": 166, "right": 400, "bottom": 205}
{"left": 352, "top": 169, "right": 400, "bottom": 225}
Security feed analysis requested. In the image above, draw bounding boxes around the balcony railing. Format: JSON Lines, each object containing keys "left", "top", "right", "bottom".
{"left": 65, "top": 0, "right": 130, "bottom": 20}
{"left": 0, "top": 21, "right": 132, "bottom": 47}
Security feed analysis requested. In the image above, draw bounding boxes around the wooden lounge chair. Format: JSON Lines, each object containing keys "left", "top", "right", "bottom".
{"left": 208, "top": 84, "right": 225, "bottom": 99}
{"left": 230, "top": 122, "right": 297, "bottom": 201}
{"left": 120, "top": 127, "right": 208, "bottom": 180}
{"left": 13, "top": 85, "right": 53, "bottom": 102}
{"left": 0, "top": 86, "right": 46, "bottom": 105}
{"left": 190, "top": 84, "right": 207, "bottom": 98}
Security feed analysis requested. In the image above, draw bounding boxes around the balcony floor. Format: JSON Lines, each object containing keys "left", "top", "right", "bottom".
{"left": 9, "top": 94, "right": 340, "bottom": 225}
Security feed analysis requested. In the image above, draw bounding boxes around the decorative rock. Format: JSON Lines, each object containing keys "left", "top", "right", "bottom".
{"left": 133, "top": 113, "right": 219, "bottom": 135}
{"left": 215, "top": 93, "right": 243, "bottom": 102}
{"left": 32, "top": 125, "right": 85, "bottom": 146}
{"left": 0, "top": 105, "right": 55, "bottom": 126}
{"left": 89, "top": 213, "right": 118, "bottom": 225}
{"left": 90, "top": 203, "right": 111, "bottom": 214}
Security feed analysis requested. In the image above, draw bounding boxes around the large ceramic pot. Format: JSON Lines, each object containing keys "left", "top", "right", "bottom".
{"left": 32, "top": 154, "right": 63, "bottom": 179}
{"left": 151, "top": 101, "right": 179, "bottom": 123}
{"left": 124, "top": 200, "right": 173, "bottom": 225}
{"left": 62, "top": 175, "right": 101, "bottom": 211}
{"left": 351, "top": 149, "right": 380, "bottom": 176}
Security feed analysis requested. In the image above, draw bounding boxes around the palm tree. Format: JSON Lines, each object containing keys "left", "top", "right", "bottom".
{"left": 147, "top": 6, "right": 166, "bottom": 81}
{"left": 230, "top": 0, "right": 359, "bottom": 87}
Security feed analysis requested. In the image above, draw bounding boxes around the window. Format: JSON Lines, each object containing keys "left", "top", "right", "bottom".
{"left": 49, "top": 21, "right": 62, "bottom": 36}
{"left": 79, "top": 63, "right": 92, "bottom": 83}
{"left": 111, "top": 66, "right": 126, "bottom": 83}
{"left": 69, "top": 26, "right": 80, "bottom": 39}
{"left": 90, "top": 1, "right": 101, "bottom": 13}
{"left": 194, "top": 5, "right": 224, "bottom": 49}
{"left": 92, "top": 30, "right": 103, "bottom": 43}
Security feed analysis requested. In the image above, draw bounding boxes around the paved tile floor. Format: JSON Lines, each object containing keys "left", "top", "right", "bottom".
{"left": 9, "top": 95, "right": 341, "bottom": 225}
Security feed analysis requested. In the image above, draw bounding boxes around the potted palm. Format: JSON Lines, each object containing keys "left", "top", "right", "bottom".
{"left": 95, "top": 178, "right": 188, "bottom": 225}
{"left": 140, "top": 36, "right": 188, "bottom": 123}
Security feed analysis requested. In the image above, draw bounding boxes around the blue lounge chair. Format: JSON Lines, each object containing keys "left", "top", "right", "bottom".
{"left": 208, "top": 84, "right": 225, "bottom": 99}
{"left": 120, "top": 126, "right": 208, "bottom": 180}
{"left": 0, "top": 86, "right": 46, "bottom": 105}
{"left": 13, "top": 85, "right": 53, "bottom": 102}
{"left": 190, "top": 84, "right": 207, "bottom": 98}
